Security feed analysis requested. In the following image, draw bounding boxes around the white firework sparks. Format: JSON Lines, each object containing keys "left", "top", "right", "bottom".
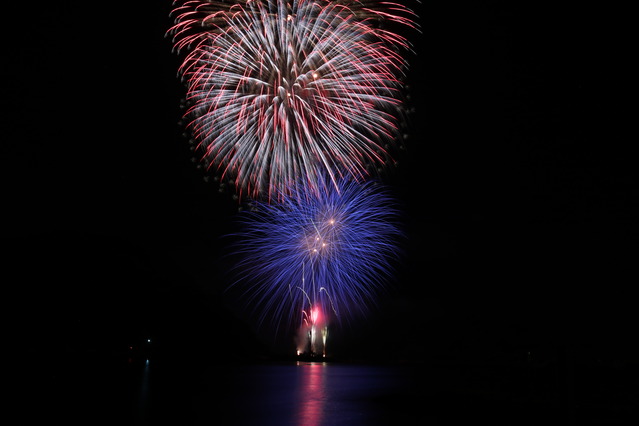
{"left": 169, "top": 0, "right": 418, "bottom": 201}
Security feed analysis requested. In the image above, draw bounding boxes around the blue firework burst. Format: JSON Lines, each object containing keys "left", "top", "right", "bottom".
{"left": 226, "top": 175, "right": 404, "bottom": 337}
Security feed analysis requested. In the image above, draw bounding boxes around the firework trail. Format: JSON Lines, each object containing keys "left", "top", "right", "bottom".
{"left": 225, "top": 175, "right": 403, "bottom": 345}
{"left": 169, "top": 0, "right": 418, "bottom": 201}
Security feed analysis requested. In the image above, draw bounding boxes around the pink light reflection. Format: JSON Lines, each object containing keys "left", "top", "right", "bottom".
{"left": 296, "top": 362, "right": 326, "bottom": 426}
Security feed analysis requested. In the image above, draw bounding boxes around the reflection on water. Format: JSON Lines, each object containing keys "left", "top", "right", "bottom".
{"left": 296, "top": 362, "right": 326, "bottom": 426}
{"left": 174, "top": 360, "right": 415, "bottom": 425}
{"left": 134, "top": 358, "right": 151, "bottom": 423}
{"left": 27, "top": 357, "right": 416, "bottom": 425}
{"left": 212, "top": 361, "right": 412, "bottom": 425}
{"left": 25, "top": 353, "right": 611, "bottom": 425}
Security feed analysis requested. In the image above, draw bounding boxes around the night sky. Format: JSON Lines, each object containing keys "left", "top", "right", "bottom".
{"left": 3, "top": 2, "right": 635, "bottom": 364}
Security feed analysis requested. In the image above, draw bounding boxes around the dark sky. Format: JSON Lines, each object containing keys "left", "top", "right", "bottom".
{"left": 3, "top": 2, "right": 635, "bottom": 361}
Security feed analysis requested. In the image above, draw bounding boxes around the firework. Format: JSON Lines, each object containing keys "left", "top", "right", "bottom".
{"left": 169, "top": 0, "right": 417, "bottom": 201}
{"left": 225, "top": 175, "right": 404, "bottom": 349}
